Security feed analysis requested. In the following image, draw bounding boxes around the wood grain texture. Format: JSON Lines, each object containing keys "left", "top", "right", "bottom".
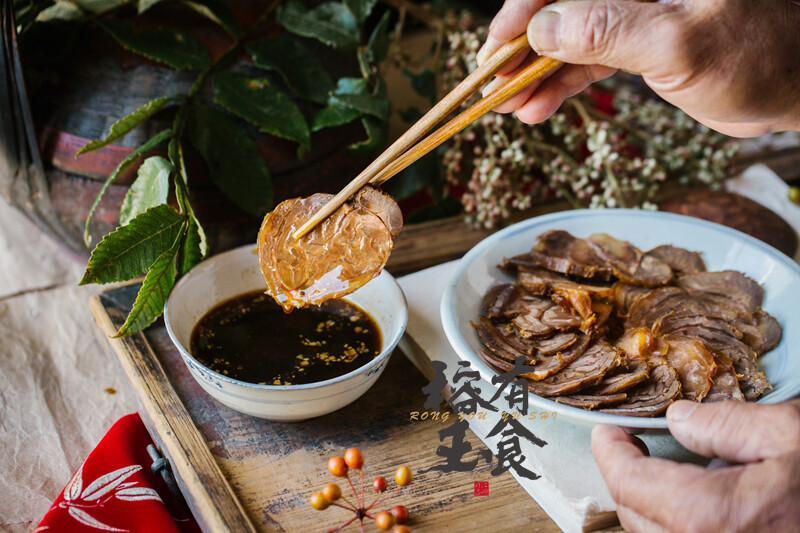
{"left": 91, "top": 282, "right": 563, "bottom": 532}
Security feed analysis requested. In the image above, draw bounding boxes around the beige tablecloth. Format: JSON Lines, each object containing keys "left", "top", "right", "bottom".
{"left": 0, "top": 199, "right": 136, "bottom": 532}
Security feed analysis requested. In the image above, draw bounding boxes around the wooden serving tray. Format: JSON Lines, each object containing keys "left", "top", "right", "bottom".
{"left": 90, "top": 282, "right": 563, "bottom": 532}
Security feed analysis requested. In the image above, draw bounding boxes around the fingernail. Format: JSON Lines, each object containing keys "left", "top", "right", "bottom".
{"left": 476, "top": 35, "right": 500, "bottom": 66}
{"left": 528, "top": 9, "right": 560, "bottom": 53}
{"left": 481, "top": 77, "right": 502, "bottom": 97}
{"left": 667, "top": 400, "right": 697, "bottom": 422}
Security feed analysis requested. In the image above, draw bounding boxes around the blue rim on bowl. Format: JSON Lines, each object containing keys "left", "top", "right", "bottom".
{"left": 440, "top": 209, "right": 800, "bottom": 429}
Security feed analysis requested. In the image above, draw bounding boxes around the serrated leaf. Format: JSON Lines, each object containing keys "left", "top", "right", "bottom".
{"left": 344, "top": 0, "right": 376, "bottom": 24}
{"left": 213, "top": 71, "right": 309, "bottom": 147}
{"left": 181, "top": 216, "right": 203, "bottom": 274}
{"left": 101, "top": 20, "right": 210, "bottom": 70}
{"left": 246, "top": 35, "right": 333, "bottom": 104}
{"left": 83, "top": 128, "right": 173, "bottom": 247}
{"left": 187, "top": 104, "right": 272, "bottom": 216}
{"left": 76, "top": 96, "right": 176, "bottom": 156}
{"left": 114, "top": 228, "right": 183, "bottom": 336}
{"left": 367, "top": 10, "right": 391, "bottom": 64}
{"left": 119, "top": 156, "right": 172, "bottom": 225}
{"left": 349, "top": 116, "right": 387, "bottom": 156}
{"left": 80, "top": 204, "right": 185, "bottom": 285}
{"left": 182, "top": 0, "right": 241, "bottom": 38}
{"left": 334, "top": 93, "right": 390, "bottom": 120}
{"left": 276, "top": 0, "right": 358, "bottom": 50}
{"left": 403, "top": 67, "right": 436, "bottom": 103}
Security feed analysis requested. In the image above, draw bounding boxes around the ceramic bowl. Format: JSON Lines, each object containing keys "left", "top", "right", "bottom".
{"left": 164, "top": 244, "right": 408, "bottom": 422}
{"left": 441, "top": 209, "right": 800, "bottom": 429}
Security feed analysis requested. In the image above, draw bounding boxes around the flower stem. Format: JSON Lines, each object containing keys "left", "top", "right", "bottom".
{"left": 347, "top": 475, "right": 362, "bottom": 509}
{"left": 367, "top": 486, "right": 400, "bottom": 511}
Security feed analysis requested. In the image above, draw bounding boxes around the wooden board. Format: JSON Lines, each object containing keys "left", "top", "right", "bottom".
{"left": 91, "top": 282, "right": 563, "bottom": 533}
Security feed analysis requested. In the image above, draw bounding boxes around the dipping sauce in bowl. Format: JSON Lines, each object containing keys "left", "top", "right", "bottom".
{"left": 190, "top": 291, "right": 381, "bottom": 385}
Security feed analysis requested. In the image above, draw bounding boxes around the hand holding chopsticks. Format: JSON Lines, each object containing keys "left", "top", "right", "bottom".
{"left": 292, "top": 35, "right": 564, "bottom": 240}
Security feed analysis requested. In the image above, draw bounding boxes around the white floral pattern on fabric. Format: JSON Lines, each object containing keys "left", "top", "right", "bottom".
{"left": 49, "top": 464, "right": 163, "bottom": 532}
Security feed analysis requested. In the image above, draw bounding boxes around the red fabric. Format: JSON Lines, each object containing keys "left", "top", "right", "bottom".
{"left": 35, "top": 414, "right": 201, "bottom": 533}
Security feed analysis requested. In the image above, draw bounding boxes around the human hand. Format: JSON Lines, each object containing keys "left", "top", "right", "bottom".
{"left": 476, "top": 0, "right": 800, "bottom": 137}
{"left": 591, "top": 400, "right": 800, "bottom": 532}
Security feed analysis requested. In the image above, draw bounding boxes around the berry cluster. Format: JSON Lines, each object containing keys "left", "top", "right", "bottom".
{"left": 310, "top": 448, "right": 413, "bottom": 532}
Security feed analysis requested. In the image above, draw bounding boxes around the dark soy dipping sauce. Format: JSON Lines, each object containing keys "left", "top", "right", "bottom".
{"left": 190, "top": 290, "right": 382, "bottom": 385}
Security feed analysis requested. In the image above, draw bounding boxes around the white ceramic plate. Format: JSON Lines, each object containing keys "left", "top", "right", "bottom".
{"left": 441, "top": 209, "right": 800, "bottom": 429}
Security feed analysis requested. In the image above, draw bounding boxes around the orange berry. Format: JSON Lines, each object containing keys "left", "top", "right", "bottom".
{"left": 393, "top": 526, "right": 412, "bottom": 533}
{"left": 394, "top": 466, "right": 412, "bottom": 487}
{"left": 322, "top": 483, "right": 341, "bottom": 502}
{"left": 328, "top": 456, "right": 348, "bottom": 477}
{"left": 310, "top": 492, "right": 330, "bottom": 510}
{"left": 375, "top": 511, "right": 395, "bottom": 530}
{"left": 391, "top": 505, "right": 409, "bottom": 524}
{"left": 373, "top": 475, "right": 387, "bottom": 492}
{"left": 344, "top": 448, "right": 364, "bottom": 469}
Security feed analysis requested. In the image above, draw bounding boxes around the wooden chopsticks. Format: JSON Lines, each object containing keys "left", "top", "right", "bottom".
{"left": 293, "top": 35, "right": 563, "bottom": 240}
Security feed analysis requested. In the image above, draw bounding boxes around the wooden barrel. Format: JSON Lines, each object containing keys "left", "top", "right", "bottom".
{"left": 15, "top": 5, "right": 369, "bottom": 255}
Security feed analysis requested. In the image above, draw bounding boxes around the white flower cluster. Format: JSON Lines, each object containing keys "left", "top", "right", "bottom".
{"left": 439, "top": 13, "right": 738, "bottom": 229}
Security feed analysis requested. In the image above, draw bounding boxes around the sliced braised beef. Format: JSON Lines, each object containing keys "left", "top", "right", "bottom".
{"left": 527, "top": 341, "right": 622, "bottom": 397}
{"left": 522, "top": 334, "right": 591, "bottom": 381}
{"left": 531, "top": 331, "right": 580, "bottom": 355}
{"left": 614, "top": 283, "right": 653, "bottom": 316}
{"left": 585, "top": 359, "right": 650, "bottom": 395}
{"left": 677, "top": 271, "right": 762, "bottom": 314}
{"left": 514, "top": 268, "right": 615, "bottom": 298}
{"left": 599, "top": 364, "right": 682, "bottom": 417}
{"left": 495, "top": 322, "right": 537, "bottom": 357}
{"left": 653, "top": 312, "right": 743, "bottom": 340}
{"left": 587, "top": 233, "right": 673, "bottom": 287}
{"left": 754, "top": 310, "right": 782, "bottom": 353}
{"left": 704, "top": 351, "right": 745, "bottom": 403}
{"left": 661, "top": 335, "right": 716, "bottom": 402}
{"left": 525, "top": 230, "right": 615, "bottom": 280}
{"left": 555, "top": 393, "right": 628, "bottom": 409}
{"left": 352, "top": 186, "right": 403, "bottom": 237}
{"left": 511, "top": 294, "right": 583, "bottom": 338}
{"left": 474, "top": 318, "right": 529, "bottom": 363}
{"left": 482, "top": 284, "right": 520, "bottom": 319}
{"left": 646, "top": 245, "right": 706, "bottom": 274}
{"left": 625, "top": 287, "right": 685, "bottom": 328}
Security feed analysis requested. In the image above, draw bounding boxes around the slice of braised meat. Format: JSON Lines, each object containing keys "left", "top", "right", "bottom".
{"left": 653, "top": 312, "right": 743, "bottom": 341}
{"left": 754, "top": 310, "right": 782, "bottom": 353}
{"left": 555, "top": 393, "right": 628, "bottom": 409}
{"left": 482, "top": 284, "right": 522, "bottom": 319}
{"left": 524, "top": 230, "right": 615, "bottom": 280}
{"left": 614, "top": 283, "right": 654, "bottom": 316}
{"left": 258, "top": 190, "right": 398, "bottom": 310}
{"left": 599, "top": 364, "right": 682, "bottom": 417}
{"left": 661, "top": 334, "right": 717, "bottom": 402}
{"left": 352, "top": 186, "right": 403, "bottom": 236}
{"left": 646, "top": 245, "right": 706, "bottom": 274}
{"left": 625, "top": 287, "right": 685, "bottom": 329}
{"left": 474, "top": 318, "right": 529, "bottom": 363}
{"left": 494, "top": 322, "right": 537, "bottom": 357}
{"left": 522, "top": 334, "right": 591, "bottom": 380}
{"left": 527, "top": 340, "right": 622, "bottom": 396}
{"left": 511, "top": 296, "right": 582, "bottom": 338}
{"left": 531, "top": 331, "right": 580, "bottom": 355}
{"left": 673, "top": 326, "right": 771, "bottom": 401}
{"left": 586, "top": 233, "right": 673, "bottom": 287}
{"left": 677, "top": 271, "right": 762, "bottom": 314}
{"left": 704, "top": 351, "right": 745, "bottom": 403}
{"left": 585, "top": 359, "right": 650, "bottom": 395}
{"left": 516, "top": 268, "right": 615, "bottom": 299}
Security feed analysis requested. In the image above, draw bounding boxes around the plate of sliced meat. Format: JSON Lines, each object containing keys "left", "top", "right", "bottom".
{"left": 440, "top": 209, "right": 800, "bottom": 429}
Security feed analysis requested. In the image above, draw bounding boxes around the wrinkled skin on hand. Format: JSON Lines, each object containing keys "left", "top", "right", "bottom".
{"left": 592, "top": 399, "right": 800, "bottom": 532}
{"left": 477, "top": 0, "right": 800, "bottom": 137}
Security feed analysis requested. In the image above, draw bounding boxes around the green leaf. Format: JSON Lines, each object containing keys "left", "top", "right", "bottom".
{"left": 403, "top": 68, "right": 437, "bottom": 104}
{"left": 36, "top": 1, "right": 84, "bottom": 22}
{"left": 80, "top": 204, "right": 185, "bottom": 285}
{"left": 181, "top": 216, "right": 203, "bottom": 274}
{"left": 83, "top": 128, "right": 173, "bottom": 247}
{"left": 181, "top": 0, "right": 242, "bottom": 38}
{"left": 187, "top": 104, "right": 272, "bottom": 216}
{"left": 348, "top": 116, "right": 387, "bottom": 156}
{"left": 276, "top": 0, "right": 358, "bottom": 50}
{"left": 344, "top": 0, "right": 376, "bottom": 24}
{"left": 246, "top": 35, "right": 333, "bottom": 104}
{"left": 101, "top": 20, "right": 211, "bottom": 70}
{"left": 76, "top": 96, "right": 176, "bottom": 156}
{"left": 367, "top": 10, "right": 391, "bottom": 64}
{"left": 312, "top": 104, "right": 360, "bottom": 131}
{"left": 213, "top": 71, "right": 310, "bottom": 147}
{"left": 137, "top": 0, "right": 161, "bottom": 13}
{"left": 15, "top": 0, "right": 54, "bottom": 30}
{"left": 73, "top": 0, "right": 127, "bottom": 13}
{"left": 119, "top": 156, "right": 172, "bottom": 225}
{"left": 114, "top": 226, "right": 184, "bottom": 336}
{"left": 334, "top": 93, "right": 391, "bottom": 121}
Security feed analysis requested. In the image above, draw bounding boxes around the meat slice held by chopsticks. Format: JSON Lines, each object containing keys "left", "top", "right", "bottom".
{"left": 257, "top": 186, "right": 401, "bottom": 311}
